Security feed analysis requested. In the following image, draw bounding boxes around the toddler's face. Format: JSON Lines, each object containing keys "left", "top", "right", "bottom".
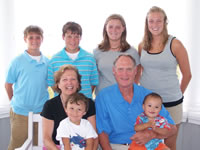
{"left": 143, "top": 97, "right": 162, "bottom": 119}
{"left": 66, "top": 101, "right": 86, "bottom": 125}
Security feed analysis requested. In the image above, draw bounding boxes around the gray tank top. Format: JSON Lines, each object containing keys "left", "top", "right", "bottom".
{"left": 140, "top": 35, "right": 183, "bottom": 103}
{"left": 94, "top": 47, "right": 140, "bottom": 95}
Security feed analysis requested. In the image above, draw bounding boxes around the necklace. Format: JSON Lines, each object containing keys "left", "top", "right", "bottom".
{"left": 110, "top": 45, "right": 121, "bottom": 50}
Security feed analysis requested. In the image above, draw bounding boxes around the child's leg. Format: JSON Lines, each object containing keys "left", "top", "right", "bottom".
{"left": 155, "top": 142, "right": 170, "bottom": 150}
{"left": 128, "top": 141, "right": 147, "bottom": 150}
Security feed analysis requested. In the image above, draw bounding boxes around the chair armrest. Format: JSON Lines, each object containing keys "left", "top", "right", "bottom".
{"left": 15, "top": 138, "right": 32, "bottom": 150}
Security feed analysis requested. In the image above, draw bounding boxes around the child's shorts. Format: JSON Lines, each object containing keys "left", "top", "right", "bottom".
{"left": 128, "top": 141, "right": 168, "bottom": 150}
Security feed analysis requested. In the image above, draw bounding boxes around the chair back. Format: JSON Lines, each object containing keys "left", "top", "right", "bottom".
{"left": 15, "top": 112, "right": 43, "bottom": 150}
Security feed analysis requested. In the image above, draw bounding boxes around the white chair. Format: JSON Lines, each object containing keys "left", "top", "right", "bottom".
{"left": 15, "top": 112, "right": 43, "bottom": 150}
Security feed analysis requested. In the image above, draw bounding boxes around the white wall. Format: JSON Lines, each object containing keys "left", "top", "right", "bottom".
{"left": 1, "top": 0, "right": 200, "bottom": 124}
{"left": 185, "top": 0, "right": 200, "bottom": 117}
{"left": 0, "top": 0, "right": 15, "bottom": 106}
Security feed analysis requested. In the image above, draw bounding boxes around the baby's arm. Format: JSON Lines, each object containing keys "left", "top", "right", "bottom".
{"left": 152, "top": 127, "right": 169, "bottom": 136}
{"left": 134, "top": 120, "right": 154, "bottom": 132}
{"left": 85, "top": 138, "right": 94, "bottom": 150}
{"left": 62, "top": 137, "right": 71, "bottom": 150}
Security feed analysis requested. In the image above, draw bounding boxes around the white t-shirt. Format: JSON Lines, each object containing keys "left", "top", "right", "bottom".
{"left": 27, "top": 53, "right": 41, "bottom": 62}
{"left": 56, "top": 117, "right": 98, "bottom": 150}
{"left": 66, "top": 51, "right": 79, "bottom": 60}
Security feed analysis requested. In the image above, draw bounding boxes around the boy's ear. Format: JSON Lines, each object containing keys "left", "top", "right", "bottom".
{"left": 65, "top": 109, "right": 68, "bottom": 115}
{"left": 24, "top": 37, "right": 27, "bottom": 42}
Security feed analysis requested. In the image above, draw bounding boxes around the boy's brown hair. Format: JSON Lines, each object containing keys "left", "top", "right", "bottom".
{"left": 65, "top": 93, "right": 89, "bottom": 112}
{"left": 24, "top": 25, "right": 43, "bottom": 38}
{"left": 62, "top": 22, "right": 82, "bottom": 36}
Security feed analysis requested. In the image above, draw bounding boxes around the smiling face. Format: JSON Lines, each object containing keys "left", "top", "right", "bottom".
{"left": 143, "top": 97, "right": 162, "bottom": 119}
{"left": 65, "top": 100, "right": 86, "bottom": 125}
{"left": 63, "top": 31, "right": 81, "bottom": 53}
{"left": 106, "top": 19, "right": 125, "bottom": 42}
{"left": 24, "top": 32, "right": 43, "bottom": 53}
{"left": 147, "top": 12, "right": 165, "bottom": 37}
{"left": 113, "top": 56, "right": 137, "bottom": 89}
{"left": 58, "top": 69, "right": 79, "bottom": 97}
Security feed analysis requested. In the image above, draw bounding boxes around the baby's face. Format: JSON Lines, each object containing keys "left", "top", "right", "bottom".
{"left": 143, "top": 97, "right": 162, "bottom": 119}
{"left": 65, "top": 101, "right": 86, "bottom": 125}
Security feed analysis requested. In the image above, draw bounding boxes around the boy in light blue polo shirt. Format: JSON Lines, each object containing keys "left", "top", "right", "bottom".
{"left": 48, "top": 22, "right": 99, "bottom": 99}
{"left": 5, "top": 25, "right": 49, "bottom": 150}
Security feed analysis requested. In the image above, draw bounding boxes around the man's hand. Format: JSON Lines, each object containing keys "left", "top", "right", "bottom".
{"left": 130, "top": 129, "right": 155, "bottom": 145}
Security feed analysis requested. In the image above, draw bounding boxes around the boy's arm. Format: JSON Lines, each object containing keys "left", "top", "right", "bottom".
{"left": 85, "top": 138, "right": 94, "bottom": 150}
{"left": 5, "top": 83, "right": 13, "bottom": 101}
{"left": 134, "top": 120, "right": 154, "bottom": 132}
{"left": 62, "top": 138, "right": 71, "bottom": 150}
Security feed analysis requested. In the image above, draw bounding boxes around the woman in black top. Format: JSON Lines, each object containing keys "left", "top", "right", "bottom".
{"left": 41, "top": 65, "right": 96, "bottom": 149}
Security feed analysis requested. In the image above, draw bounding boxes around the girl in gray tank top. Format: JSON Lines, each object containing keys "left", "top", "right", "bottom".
{"left": 138, "top": 6, "right": 192, "bottom": 150}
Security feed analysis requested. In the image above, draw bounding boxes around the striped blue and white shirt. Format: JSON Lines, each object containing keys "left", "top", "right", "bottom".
{"left": 48, "top": 47, "right": 99, "bottom": 99}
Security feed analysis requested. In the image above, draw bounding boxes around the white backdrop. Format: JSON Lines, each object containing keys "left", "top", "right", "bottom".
{"left": 1, "top": 0, "right": 199, "bottom": 124}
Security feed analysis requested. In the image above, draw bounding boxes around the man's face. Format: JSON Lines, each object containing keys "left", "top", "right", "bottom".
{"left": 63, "top": 31, "right": 81, "bottom": 53}
{"left": 113, "top": 56, "right": 137, "bottom": 89}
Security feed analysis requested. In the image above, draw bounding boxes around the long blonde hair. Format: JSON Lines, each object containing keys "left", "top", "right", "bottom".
{"left": 142, "top": 6, "right": 169, "bottom": 51}
{"left": 98, "top": 14, "right": 130, "bottom": 52}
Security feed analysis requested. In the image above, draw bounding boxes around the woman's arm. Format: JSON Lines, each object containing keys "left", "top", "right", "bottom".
{"left": 135, "top": 43, "right": 144, "bottom": 84}
{"left": 62, "top": 138, "right": 71, "bottom": 150}
{"left": 85, "top": 138, "right": 94, "bottom": 150}
{"left": 87, "top": 115, "right": 98, "bottom": 150}
{"left": 42, "top": 117, "right": 59, "bottom": 150}
{"left": 172, "top": 39, "right": 192, "bottom": 94}
{"left": 135, "top": 64, "right": 142, "bottom": 84}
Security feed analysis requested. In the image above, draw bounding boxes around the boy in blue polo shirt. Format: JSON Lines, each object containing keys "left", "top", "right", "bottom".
{"left": 5, "top": 25, "right": 49, "bottom": 150}
{"left": 47, "top": 22, "right": 99, "bottom": 99}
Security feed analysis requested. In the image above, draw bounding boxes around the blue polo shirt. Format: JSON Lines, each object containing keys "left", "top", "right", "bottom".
{"left": 6, "top": 50, "right": 49, "bottom": 116}
{"left": 95, "top": 84, "right": 175, "bottom": 144}
{"left": 47, "top": 47, "right": 99, "bottom": 98}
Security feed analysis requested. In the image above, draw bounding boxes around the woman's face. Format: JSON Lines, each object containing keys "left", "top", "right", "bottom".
{"left": 106, "top": 19, "right": 125, "bottom": 42}
{"left": 147, "top": 12, "right": 165, "bottom": 36}
{"left": 58, "top": 70, "right": 79, "bottom": 96}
